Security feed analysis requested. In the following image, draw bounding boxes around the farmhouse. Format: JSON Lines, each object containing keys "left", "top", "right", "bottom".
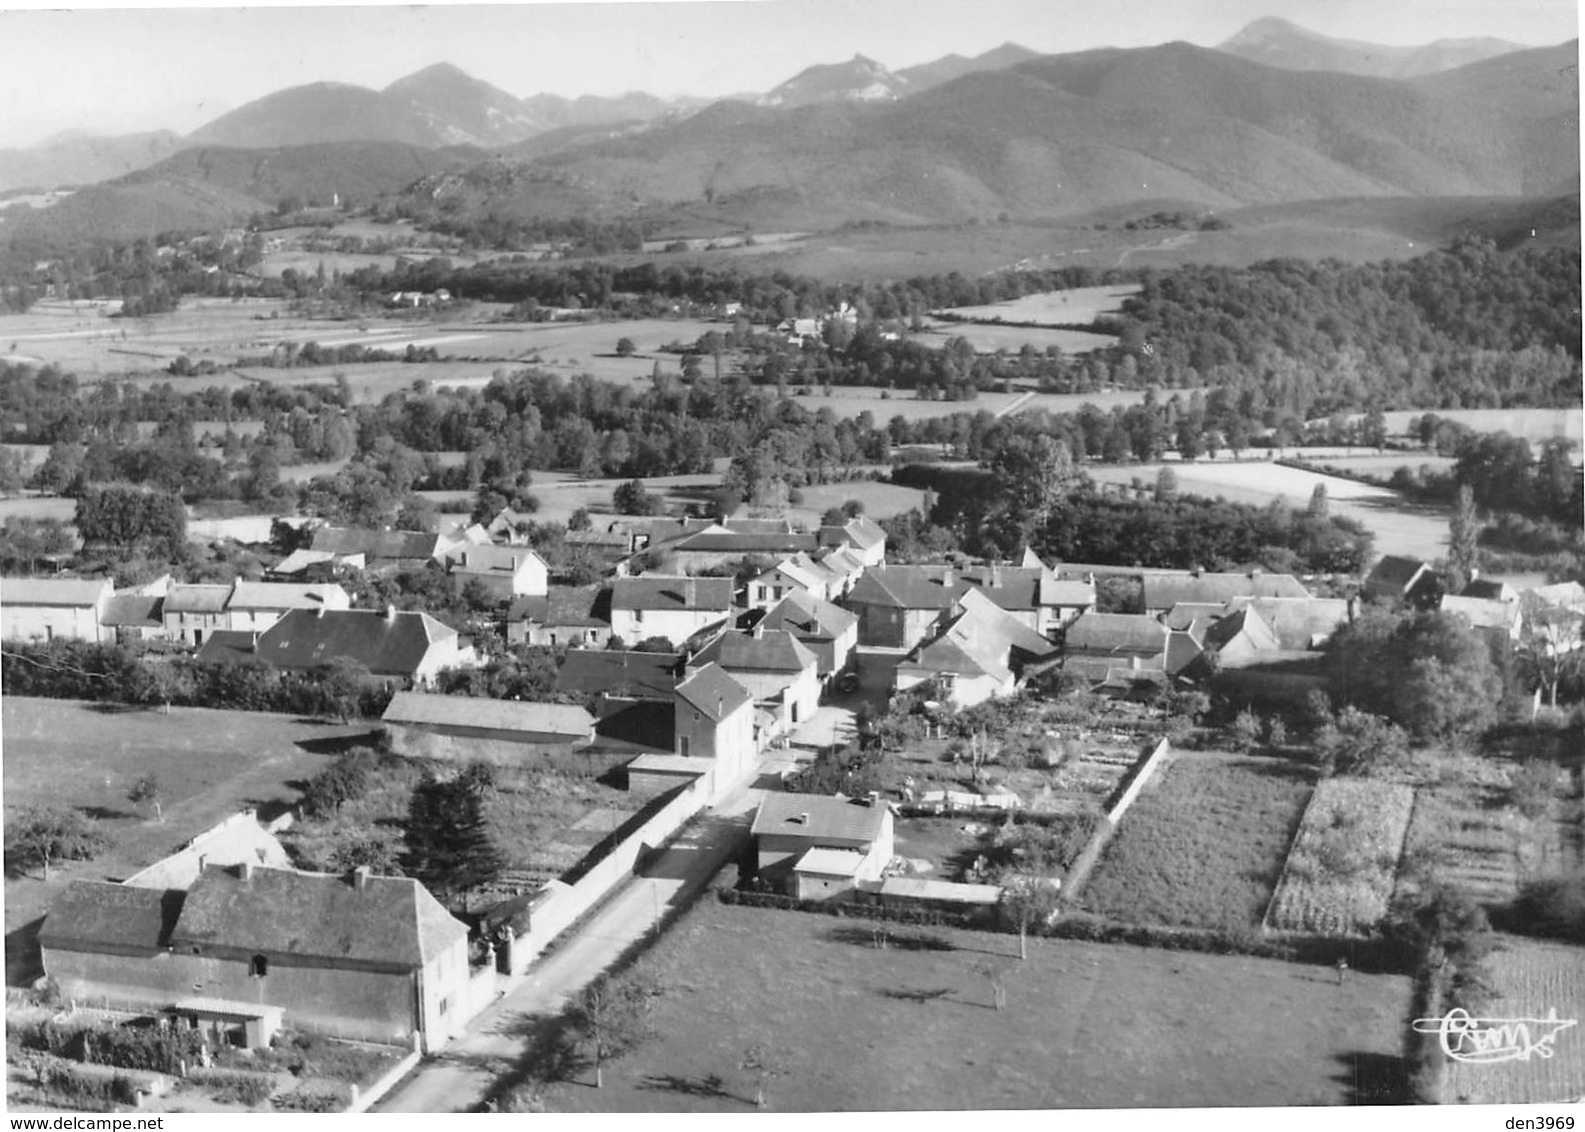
{"left": 1440, "top": 594, "right": 1524, "bottom": 642}
{"left": 1062, "top": 612, "right": 1171, "bottom": 682}
{"left": 268, "top": 548, "right": 364, "bottom": 581}
{"left": 254, "top": 607, "right": 477, "bottom": 686}
{"left": 1363, "top": 555, "right": 1440, "bottom": 606}
{"left": 748, "top": 554, "right": 834, "bottom": 608}
{"left": 122, "top": 811, "right": 292, "bottom": 891}
{"left": 1, "top": 576, "right": 113, "bottom": 643}
{"left": 689, "top": 626, "right": 821, "bottom": 731}
{"left": 161, "top": 584, "right": 233, "bottom": 647}
{"left": 957, "top": 561, "right": 1094, "bottom": 637}
{"left": 750, "top": 793, "right": 895, "bottom": 901}
{"left": 226, "top": 580, "right": 351, "bottom": 633}
{"left": 816, "top": 514, "right": 888, "bottom": 567}
{"left": 845, "top": 565, "right": 965, "bottom": 649}
{"left": 895, "top": 589, "right": 1059, "bottom": 707}
{"left": 382, "top": 691, "right": 594, "bottom": 761}
{"left": 758, "top": 590, "right": 859, "bottom": 682}
{"left": 556, "top": 647, "right": 684, "bottom": 703}
{"left": 673, "top": 662, "right": 756, "bottom": 790}
{"left": 100, "top": 592, "right": 165, "bottom": 643}
{"left": 40, "top": 864, "right": 471, "bottom": 1052}
{"left": 308, "top": 526, "right": 452, "bottom": 569}
{"left": 662, "top": 528, "right": 819, "bottom": 574}
{"left": 610, "top": 575, "right": 734, "bottom": 646}
{"left": 1141, "top": 571, "right": 1311, "bottom": 614}
{"left": 507, "top": 585, "right": 612, "bottom": 647}
{"left": 444, "top": 544, "right": 549, "bottom": 601}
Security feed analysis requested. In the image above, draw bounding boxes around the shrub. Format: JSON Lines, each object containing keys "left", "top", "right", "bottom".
{"left": 81, "top": 1022, "right": 206, "bottom": 1074}
{"left": 1507, "top": 758, "right": 1557, "bottom": 820}
{"left": 186, "top": 1068, "right": 276, "bottom": 1107}
{"left": 273, "top": 1087, "right": 348, "bottom": 1112}
{"left": 1502, "top": 872, "right": 1585, "bottom": 942}
{"left": 38, "top": 1063, "right": 141, "bottom": 1106}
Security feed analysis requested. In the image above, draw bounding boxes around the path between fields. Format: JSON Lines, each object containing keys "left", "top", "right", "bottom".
{"left": 376, "top": 751, "right": 800, "bottom": 1114}
{"left": 995, "top": 390, "right": 1036, "bottom": 418}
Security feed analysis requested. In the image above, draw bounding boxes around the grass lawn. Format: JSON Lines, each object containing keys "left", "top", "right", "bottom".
{"left": 1082, "top": 752, "right": 1314, "bottom": 932}
{"left": 525, "top": 898, "right": 1413, "bottom": 1110}
{"left": 2, "top": 697, "right": 371, "bottom": 979}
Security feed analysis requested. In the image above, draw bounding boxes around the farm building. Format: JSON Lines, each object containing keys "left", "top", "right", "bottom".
{"left": 507, "top": 585, "right": 612, "bottom": 648}
{"left": 673, "top": 663, "right": 756, "bottom": 793}
{"left": 253, "top": 607, "right": 478, "bottom": 686}
{"left": 161, "top": 584, "right": 233, "bottom": 647}
{"left": 122, "top": 811, "right": 291, "bottom": 891}
{"left": 556, "top": 647, "right": 685, "bottom": 702}
{"left": 1363, "top": 555, "right": 1440, "bottom": 606}
{"left": 894, "top": 589, "right": 1059, "bottom": 707}
{"left": 381, "top": 692, "right": 594, "bottom": 762}
{"left": 662, "top": 528, "right": 820, "bottom": 574}
{"left": 444, "top": 544, "right": 549, "bottom": 601}
{"left": 609, "top": 575, "right": 734, "bottom": 647}
{"left": 485, "top": 507, "right": 541, "bottom": 545}
{"left": 39, "top": 864, "right": 471, "bottom": 1053}
{"left": 1062, "top": 612, "right": 1171, "bottom": 682}
{"left": 748, "top": 554, "right": 836, "bottom": 608}
{"left": 688, "top": 626, "right": 821, "bottom": 731}
{"left": 268, "top": 548, "right": 365, "bottom": 581}
{"left": 1, "top": 576, "right": 113, "bottom": 643}
{"left": 100, "top": 592, "right": 165, "bottom": 643}
{"left": 1140, "top": 571, "right": 1311, "bottom": 614}
{"left": 226, "top": 580, "right": 351, "bottom": 633}
{"left": 816, "top": 514, "right": 888, "bottom": 567}
{"left": 845, "top": 565, "right": 965, "bottom": 649}
{"left": 308, "top": 526, "right": 452, "bottom": 569}
{"left": 1440, "top": 594, "right": 1524, "bottom": 642}
{"left": 758, "top": 590, "right": 858, "bottom": 682}
{"left": 750, "top": 793, "right": 895, "bottom": 901}
{"left": 625, "top": 753, "right": 712, "bottom": 799}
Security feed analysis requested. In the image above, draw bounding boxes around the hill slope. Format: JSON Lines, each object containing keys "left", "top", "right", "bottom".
{"left": 480, "top": 40, "right": 1577, "bottom": 227}
{"left": 1217, "top": 17, "right": 1525, "bottom": 78}
{"left": 0, "top": 131, "right": 186, "bottom": 194}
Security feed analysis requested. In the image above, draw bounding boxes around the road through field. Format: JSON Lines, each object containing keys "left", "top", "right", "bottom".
{"left": 376, "top": 748, "right": 802, "bottom": 1113}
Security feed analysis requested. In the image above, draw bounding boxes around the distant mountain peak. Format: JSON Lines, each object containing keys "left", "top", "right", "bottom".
{"left": 758, "top": 53, "right": 910, "bottom": 108}
{"left": 1217, "top": 17, "right": 1524, "bottom": 78}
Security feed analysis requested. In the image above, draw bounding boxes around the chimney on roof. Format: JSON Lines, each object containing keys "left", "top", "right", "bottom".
{"left": 238, "top": 860, "right": 254, "bottom": 881}
{"left": 716, "top": 693, "right": 724, "bottom": 717}
{"left": 385, "top": 604, "right": 396, "bottom": 621}
{"left": 351, "top": 865, "right": 372, "bottom": 891}
{"left": 940, "top": 565, "right": 954, "bottom": 588}
{"left": 798, "top": 812, "right": 809, "bottom": 824}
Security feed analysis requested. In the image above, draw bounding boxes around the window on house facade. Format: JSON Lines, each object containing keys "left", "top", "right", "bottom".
{"left": 250, "top": 954, "right": 268, "bottom": 977}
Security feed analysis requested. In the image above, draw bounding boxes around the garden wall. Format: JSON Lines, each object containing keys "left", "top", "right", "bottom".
{"left": 1059, "top": 738, "right": 1172, "bottom": 900}
{"left": 506, "top": 773, "right": 711, "bottom": 975}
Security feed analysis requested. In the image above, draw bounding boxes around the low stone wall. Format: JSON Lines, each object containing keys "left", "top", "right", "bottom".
{"left": 1060, "top": 738, "right": 1172, "bottom": 900}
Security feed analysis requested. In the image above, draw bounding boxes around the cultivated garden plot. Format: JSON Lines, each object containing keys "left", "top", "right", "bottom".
{"left": 1081, "top": 753, "right": 1314, "bottom": 933}
{"left": 1443, "top": 937, "right": 1585, "bottom": 1106}
{"left": 1264, "top": 779, "right": 1415, "bottom": 937}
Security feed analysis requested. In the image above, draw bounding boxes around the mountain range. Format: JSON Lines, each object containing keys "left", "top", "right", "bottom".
{"left": 0, "top": 19, "right": 1575, "bottom": 248}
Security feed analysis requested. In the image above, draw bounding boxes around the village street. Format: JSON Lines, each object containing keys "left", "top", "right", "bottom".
{"left": 377, "top": 745, "right": 807, "bottom": 1113}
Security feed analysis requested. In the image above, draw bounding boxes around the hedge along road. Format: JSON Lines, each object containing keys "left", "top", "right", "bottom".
{"left": 375, "top": 746, "right": 803, "bottom": 1114}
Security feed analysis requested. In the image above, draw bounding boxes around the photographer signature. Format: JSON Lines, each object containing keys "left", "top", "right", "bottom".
{"left": 1412, "top": 1008, "right": 1578, "bottom": 1064}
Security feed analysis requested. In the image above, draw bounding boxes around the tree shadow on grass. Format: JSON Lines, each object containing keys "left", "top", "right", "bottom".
{"left": 638, "top": 1073, "right": 740, "bottom": 1103}
{"left": 878, "top": 986, "right": 955, "bottom": 1005}
{"left": 5, "top": 916, "right": 44, "bottom": 987}
{"left": 293, "top": 731, "right": 379, "bottom": 757}
{"left": 84, "top": 702, "right": 145, "bottom": 715}
{"left": 1334, "top": 1051, "right": 1412, "bottom": 1105}
{"left": 827, "top": 925, "right": 957, "bottom": 952}
{"left": 78, "top": 804, "right": 135, "bottom": 822}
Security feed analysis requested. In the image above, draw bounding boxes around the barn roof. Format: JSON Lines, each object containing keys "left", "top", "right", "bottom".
{"left": 39, "top": 882, "right": 185, "bottom": 953}
{"left": 1064, "top": 612, "right": 1169, "bottom": 655}
{"left": 760, "top": 590, "right": 858, "bottom": 640}
{"left": 691, "top": 628, "right": 818, "bottom": 674}
{"left": 612, "top": 575, "right": 734, "bottom": 612}
{"left": 1, "top": 576, "right": 112, "bottom": 607}
{"left": 255, "top": 608, "right": 453, "bottom": 678}
{"left": 1142, "top": 571, "right": 1309, "bottom": 609}
{"left": 382, "top": 692, "right": 593, "bottom": 737}
{"left": 171, "top": 864, "right": 466, "bottom": 968}
{"left": 751, "top": 793, "right": 887, "bottom": 844}
{"left": 163, "top": 584, "right": 233, "bottom": 614}
{"left": 309, "top": 526, "right": 441, "bottom": 561}
{"left": 675, "top": 663, "right": 753, "bottom": 722}
{"left": 556, "top": 648, "right": 683, "bottom": 699}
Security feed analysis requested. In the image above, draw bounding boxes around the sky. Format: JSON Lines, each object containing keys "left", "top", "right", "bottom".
{"left": 0, "top": 0, "right": 1577, "bottom": 148}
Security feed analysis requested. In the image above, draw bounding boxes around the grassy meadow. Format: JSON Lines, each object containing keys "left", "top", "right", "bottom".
{"left": 521, "top": 897, "right": 1413, "bottom": 1110}
{"left": 1081, "top": 752, "right": 1314, "bottom": 932}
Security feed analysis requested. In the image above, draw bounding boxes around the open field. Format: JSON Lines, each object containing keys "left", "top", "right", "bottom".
{"left": 1302, "top": 453, "right": 1461, "bottom": 476}
{"left": 912, "top": 320, "right": 1117, "bottom": 355}
{"left": 526, "top": 897, "right": 1413, "bottom": 1110}
{"left": 0, "top": 496, "right": 75, "bottom": 523}
{"left": 1085, "top": 459, "right": 1453, "bottom": 563}
{"left": 1354, "top": 409, "right": 1583, "bottom": 448}
{"left": 2, "top": 697, "right": 370, "bottom": 980}
{"left": 1443, "top": 936, "right": 1585, "bottom": 1105}
{"left": 933, "top": 284, "right": 1141, "bottom": 326}
{"left": 1082, "top": 752, "right": 1314, "bottom": 932}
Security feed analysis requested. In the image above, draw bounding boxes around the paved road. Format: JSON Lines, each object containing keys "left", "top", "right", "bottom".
{"left": 377, "top": 755, "right": 796, "bottom": 1113}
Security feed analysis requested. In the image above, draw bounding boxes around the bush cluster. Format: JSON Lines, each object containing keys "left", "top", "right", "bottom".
{"left": 717, "top": 887, "right": 983, "bottom": 929}
{"left": 36, "top": 1063, "right": 141, "bottom": 1108}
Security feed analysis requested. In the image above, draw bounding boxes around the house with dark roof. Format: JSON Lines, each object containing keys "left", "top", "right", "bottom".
{"left": 673, "top": 663, "right": 756, "bottom": 794}
{"left": 101, "top": 592, "right": 165, "bottom": 643}
{"left": 759, "top": 591, "right": 859, "bottom": 681}
{"left": 1222, "top": 596, "right": 1352, "bottom": 652}
{"left": 610, "top": 575, "right": 734, "bottom": 646}
{"left": 894, "top": 589, "right": 1059, "bottom": 708}
{"left": 689, "top": 626, "right": 821, "bottom": 731}
{"left": 39, "top": 864, "right": 471, "bottom": 1052}
{"left": 957, "top": 562, "right": 1095, "bottom": 638}
{"left": 556, "top": 648, "right": 684, "bottom": 702}
{"left": 1364, "top": 555, "right": 1440, "bottom": 606}
{"left": 1199, "top": 604, "right": 1282, "bottom": 669}
{"left": 1062, "top": 612, "right": 1171, "bottom": 683}
{"left": 308, "top": 526, "right": 451, "bottom": 569}
{"left": 444, "top": 543, "right": 549, "bottom": 601}
{"left": 844, "top": 565, "right": 966, "bottom": 650}
{"left": 1461, "top": 577, "right": 1519, "bottom": 604}
{"left": 750, "top": 793, "right": 895, "bottom": 901}
{"left": 507, "top": 585, "right": 612, "bottom": 648}
{"left": 382, "top": 691, "right": 594, "bottom": 762}
{"left": 268, "top": 548, "right": 364, "bottom": 581}
{"left": 662, "top": 528, "right": 820, "bottom": 574}
{"left": 1, "top": 576, "right": 114, "bottom": 643}
{"left": 253, "top": 607, "right": 477, "bottom": 686}
{"left": 162, "top": 583, "right": 234, "bottom": 646}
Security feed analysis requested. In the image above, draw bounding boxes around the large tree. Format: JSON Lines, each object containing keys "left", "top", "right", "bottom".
{"left": 402, "top": 765, "right": 507, "bottom": 912}
{"left": 5, "top": 805, "right": 109, "bottom": 880}
{"left": 1446, "top": 484, "right": 1480, "bottom": 595}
